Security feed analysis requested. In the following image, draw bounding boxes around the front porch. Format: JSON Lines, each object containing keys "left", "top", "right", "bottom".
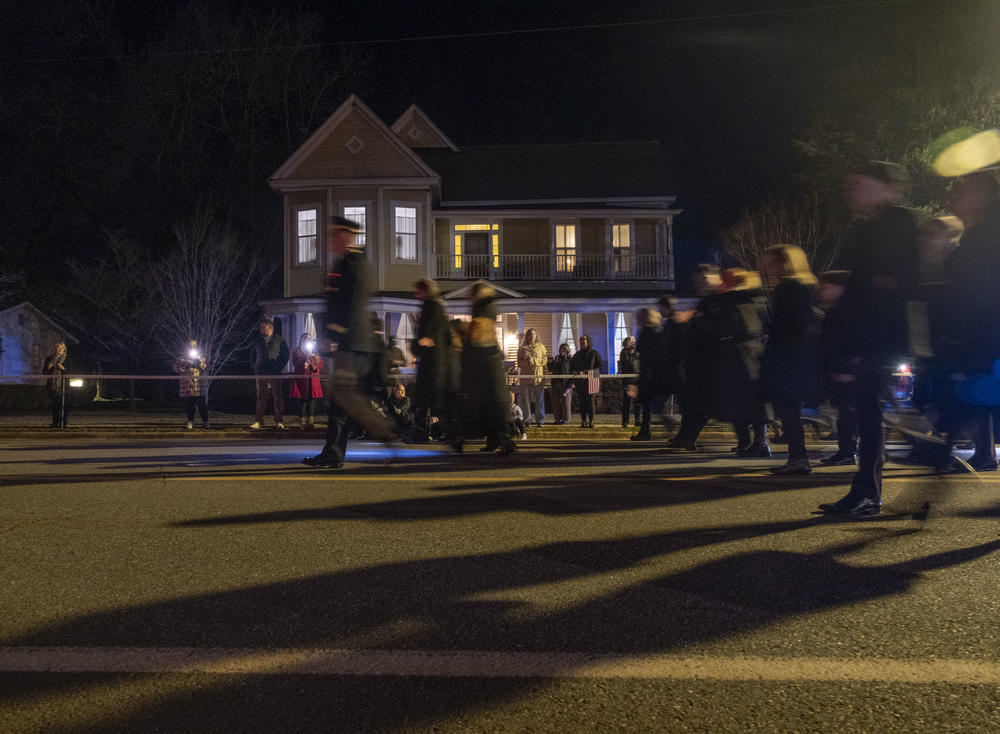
{"left": 433, "top": 253, "right": 670, "bottom": 281}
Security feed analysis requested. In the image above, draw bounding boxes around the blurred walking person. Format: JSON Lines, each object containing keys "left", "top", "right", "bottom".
{"left": 815, "top": 270, "right": 858, "bottom": 466}
{"left": 250, "top": 317, "right": 289, "bottom": 429}
{"left": 289, "top": 333, "right": 323, "bottom": 430}
{"left": 517, "top": 328, "right": 548, "bottom": 426}
{"left": 718, "top": 269, "right": 771, "bottom": 458}
{"left": 43, "top": 342, "right": 68, "bottom": 428}
{"left": 173, "top": 340, "right": 209, "bottom": 429}
{"left": 460, "top": 283, "right": 516, "bottom": 454}
{"left": 618, "top": 335, "right": 641, "bottom": 428}
{"left": 760, "top": 247, "right": 819, "bottom": 474}
{"left": 570, "top": 335, "right": 602, "bottom": 428}
{"left": 303, "top": 216, "right": 396, "bottom": 469}
{"left": 548, "top": 343, "right": 574, "bottom": 425}
{"left": 412, "top": 278, "right": 452, "bottom": 439}
{"left": 819, "top": 163, "right": 918, "bottom": 515}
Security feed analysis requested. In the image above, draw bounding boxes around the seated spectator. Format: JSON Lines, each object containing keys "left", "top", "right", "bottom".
{"left": 510, "top": 391, "right": 528, "bottom": 440}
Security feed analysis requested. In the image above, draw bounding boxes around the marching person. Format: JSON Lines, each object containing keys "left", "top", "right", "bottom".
{"left": 289, "top": 333, "right": 323, "bottom": 430}
{"left": 173, "top": 340, "right": 209, "bottom": 429}
{"left": 249, "top": 317, "right": 289, "bottom": 429}
{"left": 760, "top": 246, "right": 819, "bottom": 474}
{"left": 303, "top": 215, "right": 396, "bottom": 469}
{"left": 412, "top": 278, "right": 452, "bottom": 440}
{"left": 43, "top": 342, "right": 68, "bottom": 428}
{"left": 570, "top": 334, "right": 602, "bottom": 428}
{"left": 819, "top": 162, "right": 918, "bottom": 515}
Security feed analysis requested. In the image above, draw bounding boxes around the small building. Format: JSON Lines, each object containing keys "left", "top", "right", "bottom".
{"left": 263, "top": 94, "right": 679, "bottom": 369}
{"left": 0, "top": 302, "right": 79, "bottom": 383}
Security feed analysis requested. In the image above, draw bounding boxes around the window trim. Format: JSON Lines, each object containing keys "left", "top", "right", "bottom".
{"left": 390, "top": 201, "right": 423, "bottom": 264}
{"left": 551, "top": 220, "right": 580, "bottom": 274}
{"left": 292, "top": 204, "right": 322, "bottom": 267}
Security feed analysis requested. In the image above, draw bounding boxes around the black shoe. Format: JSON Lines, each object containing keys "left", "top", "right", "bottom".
{"left": 818, "top": 494, "right": 855, "bottom": 512}
{"left": 630, "top": 431, "right": 651, "bottom": 442}
{"left": 665, "top": 439, "right": 697, "bottom": 451}
{"left": 819, "top": 451, "right": 857, "bottom": 466}
{"left": 737, "top": 444, "right": 772, "bottom": 458}
{"left": 969, "top": 457, "right": 999, "bottom": 472}
{"left": 302, "top": 454, "right": 342, "bottom": 469}
{"left": 831, "top": 497, "right": 882, "bottom": 517}
{"left": 480, "top": 443, "right": 498, "bottom": 453}
{"left": 498, "top": 439, "right": 518, "bottom": 456}
{"left": 769, "top": 458, "right": 811, "bottom": 475}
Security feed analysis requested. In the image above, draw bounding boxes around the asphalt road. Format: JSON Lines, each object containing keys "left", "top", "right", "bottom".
{"left": 1, "top": 436, "right": 999, "bottom": 733}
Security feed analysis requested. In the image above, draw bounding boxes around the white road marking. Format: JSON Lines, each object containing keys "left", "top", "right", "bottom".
{"left": 1, "top": 647, "right": 999, "bottom": 684}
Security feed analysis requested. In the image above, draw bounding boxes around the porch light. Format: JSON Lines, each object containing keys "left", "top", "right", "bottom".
{"left": 69, "top": 379, "right": 84, "bottom": 388}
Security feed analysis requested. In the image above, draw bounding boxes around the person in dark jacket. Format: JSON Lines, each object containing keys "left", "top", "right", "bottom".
{"left": 667, "top": 265, "right": 727, "bottom": 450}
{"left": 548, "top": 343, "right": 574, "bottom": 425}
{"left": 411, "top": 278, "right": 452, "bottom": 439}
{"left": 760, "top": 246, "right": 819, "bottom": 474}
{"left": 618, "top": 336, "right": 640, "bottom": 428}
{"left": 173, "top": 339, "right": 209, "bottom": 430}
{"left": 818, "top": 163, "right": 918, "bottom": 515}
{"left": 815, "top": 270, "right": 858, "bottom": 466}
{"left": 303, "top": 216, "right": 396, "bottom": 469}
{"left": 249, "top": 317, "right": 290, "bottom": 429}
{"left": 460, "top": 283, "right": 516, "bottom": 454}
{"left": 931, "top": 172, "right": 1000, "bottom": 472}
{"left": 43, "top": 342, "right": 68, "bottom": 428}
{"left": 570, "top": 335, "right": 602, "bottom": 428}
{"left": 718, "top": 269, "right": 771, "bottom": 458}
{"left": 632, "top": 307, "right": 671, "bottom": 441}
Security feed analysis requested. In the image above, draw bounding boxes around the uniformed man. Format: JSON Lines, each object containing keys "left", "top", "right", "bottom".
{"left": 303, "top": 216, "right": 396, "bottom": 468}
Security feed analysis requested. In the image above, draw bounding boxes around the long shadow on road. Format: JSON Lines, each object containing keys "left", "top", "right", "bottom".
{"left": 3, "top": 518, "right": 999, "bottom": 732}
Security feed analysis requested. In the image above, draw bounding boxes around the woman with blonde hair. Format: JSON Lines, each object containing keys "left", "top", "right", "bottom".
{"left": 760, "top": 244, "right": 819, "bottom": 474}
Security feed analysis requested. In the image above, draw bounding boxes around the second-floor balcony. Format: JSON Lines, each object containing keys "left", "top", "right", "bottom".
{"left": 434, "top": 254, "right": 670, "bottom": 281}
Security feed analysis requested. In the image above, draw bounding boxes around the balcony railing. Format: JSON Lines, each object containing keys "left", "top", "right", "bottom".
{"left": 434, "top": 254, "right": 669, "bottom": 281}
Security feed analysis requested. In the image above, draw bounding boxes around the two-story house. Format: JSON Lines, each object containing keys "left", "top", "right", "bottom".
{"left": 263, "top": 94, "right": 679, "bottom": 371}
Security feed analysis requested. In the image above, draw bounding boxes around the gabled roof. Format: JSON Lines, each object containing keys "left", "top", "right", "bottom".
{"left": 391, "top": 104, "right": 459, "bottom": 151}
{"left": 416, "top": 142, "right": 675, "bottom": 205}
{"left": 0, "top": 301, "right": 79, "bottom": 343}
{"left": 269, "top": 94, "right": 439, "bottom": 184}
{"left": 442, "top": 280, "right": 526, "bottom": 300}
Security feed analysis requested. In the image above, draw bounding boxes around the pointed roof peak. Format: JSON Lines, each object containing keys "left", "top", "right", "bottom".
{"left": 391, "top": 104, "right": 459, "bottom": 151}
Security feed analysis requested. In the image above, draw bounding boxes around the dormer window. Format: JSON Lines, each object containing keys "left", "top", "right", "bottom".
{"left": 295, "top": 208, "right": 318, "bottom": 264}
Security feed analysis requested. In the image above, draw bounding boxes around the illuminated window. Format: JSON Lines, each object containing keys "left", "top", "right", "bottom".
{"left": 555, "top": 224, "right": 576, "bottom": 272}
{"left": 613, "top": 223, "right": 631, "bottom": 272}
{"left": 454, "top": 224, "right": 491, "bottom": 231}
{"left": 558, "top": 312, "right": 577, "bottom": 353}
{"left": 393, "top": 206, "right": 418, "bottom": 261}
{"left": 342, "top": 205, "right": 367, "bottom": 247}
{"left": 613, "top": 312, "right": 630, "bottom": 364}
{"left": 296, "top": 208, "right": 318, "bottom": 264}
{"left": 454, "top": 234, "right": 462, "bottom": 268}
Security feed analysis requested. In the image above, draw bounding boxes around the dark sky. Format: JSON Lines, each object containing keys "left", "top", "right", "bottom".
{"left": 306, "top": 0, "right": 986, "bottom": 233}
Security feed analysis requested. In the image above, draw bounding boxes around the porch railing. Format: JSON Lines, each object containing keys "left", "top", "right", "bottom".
{"left": 434, "top": 254, "right": 669, "bottom": 281}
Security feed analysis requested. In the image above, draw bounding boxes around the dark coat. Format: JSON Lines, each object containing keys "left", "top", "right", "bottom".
{"left": 717, "top": 288, "right": 770, "bottom": 423}
{"left": 250, "top": 334, "right": 289, "bottom": 376}
{"left": 680, "top": 292, "right": 728, "bottom": 418}
{"left": 548, "top": 353, "right": 573, "bottom": 396}
{"left": 833, "top": 204, "right": 918, "bottom": 363}
{"left": 570, "top": 346, "right": 602, "bottom": 397}
{"left": 43, "top": 353, "right": 66, "bottom": 392}
{"left": 617, "top": 347, "right": 639, "bottom": 381}
{"left": 462, "top": 297, "right": 512, "bottom": 442}
{"left": 325, "top": 249, "right": 377, "bottom": 353}
{"left": 761, "top": 279, "right": 819, "bottom": 404}
{"left": 412, "top": 298, "right": 452, "bottom": 414}
{"left": 636, "top": 322, "right": 685, "bottom": 403}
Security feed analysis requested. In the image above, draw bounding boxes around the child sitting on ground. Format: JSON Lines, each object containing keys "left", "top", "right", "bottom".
{"left": 510, "top": 391, "right": 527, "bottom": 440}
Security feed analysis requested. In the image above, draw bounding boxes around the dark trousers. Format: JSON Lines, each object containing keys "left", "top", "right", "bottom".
{"left": 184, "top": 395, "right": 208, "bottom": 423}
{"left": 830, "top": 383, "right": 859, "bottom": 455}
{"left": 299, "top": 397, "right": 317, "bottom": 420}
{"left": 621, "top": 385, "right": 641, "bottom": 426}
{"left": 675, "top": 412, "right": 708, "bottom": 443}
{"left": 576, "top": 390, "right": 595, "bottom": 423}
{"left": 49, "top": 390, "right": 66, "bottom": 427}
{"left": 255, "top": 378, "right": 284, "bottom": 423}
{"left": 773, "top": 400, "right": 807, "bottom": 461}
{"left": 552, "top": 384, "right": 573, "bottom": 423}
{"left": 848, "top": 366, "right": 887, "bottom": 504}
{"left": 322, "top": 351, "right": 396, "bottom": 463}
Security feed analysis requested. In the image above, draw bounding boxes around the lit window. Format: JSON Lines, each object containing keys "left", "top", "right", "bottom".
{"left": 558, "top": 313, "right": 577, "bottom": 353}
{"left": 613, "top": 223, "right": 631, "bottom": 273}
{"left": 454, "top": 234, "right": 462, "bottom": 268}
{"left": 394, "top": 206, "right": 418, "bottom": 261}
{"left": 343, "top": 206, "right": 366, "bottom": 247}
{"left": 555, "top": 224, "right": 576, "bottom": 272}
{"left": 296, "top": 209, "right": 318, "bottom": 264}
{"left": 613, "top": 312, "right": 630, "bottom": 364}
